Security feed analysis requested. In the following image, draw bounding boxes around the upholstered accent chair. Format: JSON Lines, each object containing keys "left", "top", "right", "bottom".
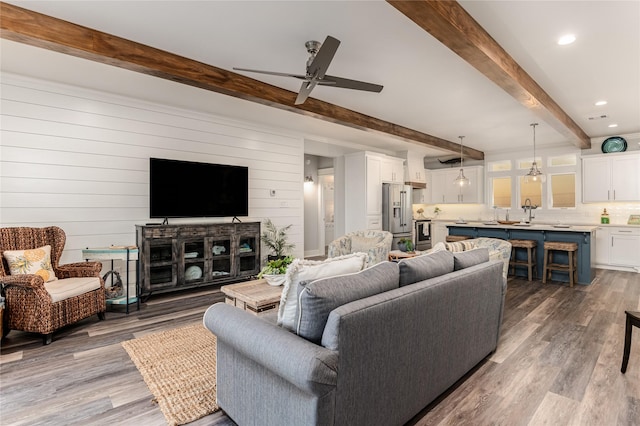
{"left": 442, "top": 237, "right": 512, "bottom": 282}
{"left": 328, "top": 230, "right": 393, "bottom": 268}
{"left": 0, "top": 226, "right": 106, "bottom": 344}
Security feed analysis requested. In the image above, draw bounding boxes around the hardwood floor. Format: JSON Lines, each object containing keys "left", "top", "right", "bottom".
{"left": 1, "top": 269, "right": 639, "bottom": 425}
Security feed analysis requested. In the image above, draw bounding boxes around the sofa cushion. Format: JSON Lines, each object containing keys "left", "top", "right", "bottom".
{"left": 277, "top": 253, "right": 367, "bottom": 331}
{"left": 3, "top": 245, "right": 58, "bottom": 282}
{"left": 397, "top": 249, "right": 454, "bottom": 286}
{"left": 296, "top": 261, "right": 399, "bottom": 343}
{"left": 453, "top": 248, "right": 490, "bottom": 271}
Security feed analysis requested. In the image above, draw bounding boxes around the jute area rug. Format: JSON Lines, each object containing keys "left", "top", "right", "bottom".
{"left": 122, "top": 323, "right": 219, "bottom": 426}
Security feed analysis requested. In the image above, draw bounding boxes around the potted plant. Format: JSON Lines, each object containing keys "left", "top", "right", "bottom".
{"left": 397, "top": 237, "right": 414, "bottom": 253}
{"left": 261, "top": 218, "right": 295, "bottom": 261}
{"left": 258, "top": 256, "right": 293, "bottom": 286}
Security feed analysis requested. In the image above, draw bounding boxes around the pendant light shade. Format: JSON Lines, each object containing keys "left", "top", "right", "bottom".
{"left": 524, "top": 123, "right": 545, "bottom": 183}
{"left": 453, "top": 135, "right": 470, "bottom": 187}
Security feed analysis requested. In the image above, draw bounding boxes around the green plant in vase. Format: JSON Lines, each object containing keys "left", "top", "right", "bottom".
{"left": 261, "top": 218, "right": 295, "bottom": 261}
{"left": 397, "top": 237, "right": 414, "bottom": 253}
{"left": 258, "top": 256, "right": 293, "bottom": 286}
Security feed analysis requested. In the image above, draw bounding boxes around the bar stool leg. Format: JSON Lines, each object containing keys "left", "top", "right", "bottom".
{"left": 568, "top": 251, "right": 574, "bottom": 287}
{"left": 542, "top": 249, "right": 549, "bottom": 283}
{"left": 527, "top": 247, "right": 532, "bottom": 281}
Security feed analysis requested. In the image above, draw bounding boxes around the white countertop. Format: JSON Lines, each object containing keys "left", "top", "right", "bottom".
{"left": 444, "top": 221, "right": 598, "bottom": 232}
{"left": 429, "top": 218, "right": 639, "bottom": 229}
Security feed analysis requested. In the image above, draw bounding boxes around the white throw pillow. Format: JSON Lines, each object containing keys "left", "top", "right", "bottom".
{"left": 277, "top": 253, "right": 367, "bottom": 331}
{"left": 3, "top": 245, "right": 57, "bottom": 282}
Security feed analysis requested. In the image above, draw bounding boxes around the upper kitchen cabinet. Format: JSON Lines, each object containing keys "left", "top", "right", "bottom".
{"left": 430, "top": 166, "right": 484, "bottom": 204}
{"left": 380, "top": 156, "right": 405, "bottom": 184}
{"left": 403, "top": 151, "right": 427, "bottom": 187}
{"left": 582, "top": 152, "right": 640, "bottom": 202}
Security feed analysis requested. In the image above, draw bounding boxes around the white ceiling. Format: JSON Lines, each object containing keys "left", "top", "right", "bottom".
{"left": 2, "top": 1, "right": 639, "bottom": 159}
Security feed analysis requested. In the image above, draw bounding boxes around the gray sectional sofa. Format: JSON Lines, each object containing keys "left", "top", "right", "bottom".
{"left": 203, "top": 248, "right": 507, "bottom": 426}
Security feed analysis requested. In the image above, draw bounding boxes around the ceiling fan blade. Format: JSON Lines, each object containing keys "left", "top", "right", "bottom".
{"left": 307, "top": 36, "right": 340, "bottom": 80}
{"left": 295, "top": 80, "right": 317, "bottom": 105}
{"left": 320, "top": 75, "right": 384, "bottom": 93}
{"left": 233, "top": 67, "right": 307, "bottom": 80}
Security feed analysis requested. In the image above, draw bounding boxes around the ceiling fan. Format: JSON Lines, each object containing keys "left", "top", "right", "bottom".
{"left": 234, "top": 35, "right": 383, "bottom": 105}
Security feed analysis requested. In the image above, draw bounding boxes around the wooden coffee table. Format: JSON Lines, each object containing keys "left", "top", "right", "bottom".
{"left": 221, "top": 279, "right": 283, "bottom": 316}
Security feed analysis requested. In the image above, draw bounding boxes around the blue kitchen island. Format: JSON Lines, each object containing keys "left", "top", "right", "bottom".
{"left": 447, "top": 222, "right": 598, "bottom": 285}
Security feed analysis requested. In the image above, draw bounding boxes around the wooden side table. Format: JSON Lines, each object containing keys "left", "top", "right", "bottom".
{"left": 221, "top": 279, "right": 282, "bottom": 317}
{"left": 82, "top": 246, "right": 139, "bottom": 314}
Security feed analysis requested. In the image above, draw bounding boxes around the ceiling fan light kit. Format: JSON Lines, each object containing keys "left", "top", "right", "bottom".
{"left": 234, "top": 35, "right": 383, "bottom": 105}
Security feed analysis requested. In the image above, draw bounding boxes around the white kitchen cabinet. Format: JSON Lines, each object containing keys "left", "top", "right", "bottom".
{"left": 429, "top": 166, "right": 484, "bottom": 204}
{"left": 380, "top": 156, "right": 405, "bottom": 184}
{"left": 345, "top": 151, "right": 384, "bottom": 233}
{"left": 366, "top": 155, "right": 382, "bottom": 215}
{"left": 609, "top": 228, "right": 640, "bottom": 268}
{"left": 594, "top": 226, "right": 640, "bottom": 271}
{"left": 431, "top": 221, "right": 449, "bottom": 245}
{"left": 583, "top": 152, "right": 640, "bottom": 202}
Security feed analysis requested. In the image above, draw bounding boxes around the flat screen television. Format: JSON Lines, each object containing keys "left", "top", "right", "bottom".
{"left": 150, "top": 157, "right": 248, "bottom": 219}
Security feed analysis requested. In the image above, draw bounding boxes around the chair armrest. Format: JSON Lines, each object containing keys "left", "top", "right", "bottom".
{"left": 1, "top": 274, "right": 51, "bottom": 300}
{"left": 203, "top": 303, "right": 338, "bottom": 395}
{"left": 328, "top": 237, "right": 351, "bottom": 258}
{"left": 56, "top": 262, "right": 103, "bottom": 279}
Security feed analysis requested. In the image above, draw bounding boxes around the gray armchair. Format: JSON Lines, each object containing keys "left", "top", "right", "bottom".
{"left": 328, "top": 230, "right": 393, "bottom": 268}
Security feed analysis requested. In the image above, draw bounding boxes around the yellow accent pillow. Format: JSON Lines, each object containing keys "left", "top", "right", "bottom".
{"left": 3, "top": 245, "right": 57, "bottom": 282}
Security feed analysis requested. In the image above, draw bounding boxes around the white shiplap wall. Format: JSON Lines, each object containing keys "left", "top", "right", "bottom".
{"left": 0, "top": 74, "right": 304, "bottom": 274}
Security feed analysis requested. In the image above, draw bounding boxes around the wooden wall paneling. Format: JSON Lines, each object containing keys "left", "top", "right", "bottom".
{"left": 0, "top": 74, "right": 305, "bottom": 261}
{"left": 2, "top": 177, "right": 147, "bottom": 196}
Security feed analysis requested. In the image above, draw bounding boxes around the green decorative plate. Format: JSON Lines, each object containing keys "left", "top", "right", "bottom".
{"left": 601, "top": 136, "right": 627, "bottom": 153}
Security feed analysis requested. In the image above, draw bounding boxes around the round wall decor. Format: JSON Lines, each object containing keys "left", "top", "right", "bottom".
{"left": 601, "top": 136, "right": 627, "bottom": 153}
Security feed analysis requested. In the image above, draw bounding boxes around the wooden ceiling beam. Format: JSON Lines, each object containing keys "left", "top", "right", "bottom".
{"left": 388, "top": 0, "right": 591, "bottom": 149}
{"left": 0, "top": 2, "right": 484, "bottom": 160}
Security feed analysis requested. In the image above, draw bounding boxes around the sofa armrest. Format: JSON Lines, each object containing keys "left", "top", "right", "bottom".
{"left": 56, "top": 262, "right": 103, "bottom": 279}
{"left": 203, "top": 303, "right": 338, "bottom": 395}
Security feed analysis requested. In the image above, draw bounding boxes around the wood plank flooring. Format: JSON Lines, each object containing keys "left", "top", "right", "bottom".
{"left": 1, "top": 269, "right": 639, "bottom": 425}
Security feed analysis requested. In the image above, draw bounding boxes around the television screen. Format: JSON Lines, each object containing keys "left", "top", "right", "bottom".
{"left": 150, "top": 158, "right": 248, "bottom": 219}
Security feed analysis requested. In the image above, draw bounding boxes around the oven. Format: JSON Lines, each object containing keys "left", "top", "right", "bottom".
{"left": 413, "top": 219, "right": 432, "bottom": 251}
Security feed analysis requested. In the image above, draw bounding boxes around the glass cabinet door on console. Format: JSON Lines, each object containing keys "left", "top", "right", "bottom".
{"left": 181, "top": 240, "right": 205, "bottom": 286}
{"left": 147, "top": 240, "right": 177, "bottom": 290}
{"left": 211, "top": 236, "right": 232, "bottom": 279}
{"left": 236, "top": 224, "right": 260, "bottom": 277}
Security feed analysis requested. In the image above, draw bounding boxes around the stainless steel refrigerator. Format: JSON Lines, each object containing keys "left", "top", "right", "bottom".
{"left": 382, "top": 183, "right": 413, "bottom": 250}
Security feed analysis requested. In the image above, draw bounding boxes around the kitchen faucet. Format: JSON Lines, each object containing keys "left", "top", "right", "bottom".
{"left": 523, "top": 198, "right": 535, "bottom": 222}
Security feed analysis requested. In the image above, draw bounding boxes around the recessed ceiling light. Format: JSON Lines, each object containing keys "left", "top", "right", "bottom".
{"left": 595, "top": 100, "right": 607, "bottom": 106}
{"left": 608, "top": 123, "right": 618, "bottom": 128}
{"left": 558, "top": 34, "right": 576, "bottom": 45}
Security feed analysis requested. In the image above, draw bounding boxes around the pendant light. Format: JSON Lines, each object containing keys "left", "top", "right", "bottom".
{"left": 453, "top": 135, "right": 470, "bottom": 187}
{"left": 524, "top": 123, "right": 545, "bottom": 183}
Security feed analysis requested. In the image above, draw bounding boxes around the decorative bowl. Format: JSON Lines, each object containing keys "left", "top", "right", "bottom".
{"left": 263, "top": 274, "right": 286, "bottom": 287}
{"left": 185, "top": 265, "right": 203, "bottom": 280}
